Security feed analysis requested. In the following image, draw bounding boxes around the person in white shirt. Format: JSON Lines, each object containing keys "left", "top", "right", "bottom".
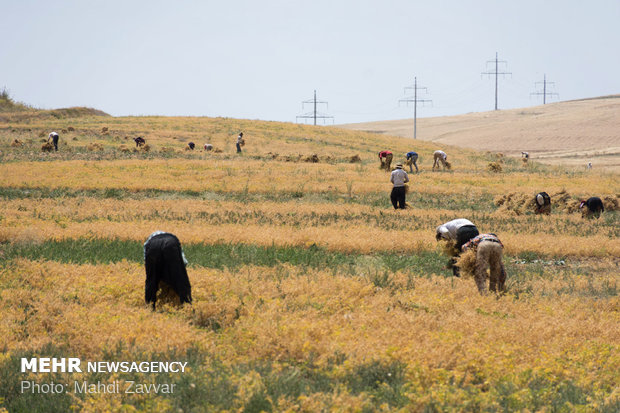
{"left": 48, "top": 131, "right": 59, "bottom": 151}
{"left": 436, "top": 218, "right": 479, "bottom": 276}
{"left": 432, "top": 150, "right": 448, "bottom": 170}
{"left": 390, "top": 163, "right": 409, "bottom": 209}
{"left": 236, "top": 132, "right": 244, "bottom": 153}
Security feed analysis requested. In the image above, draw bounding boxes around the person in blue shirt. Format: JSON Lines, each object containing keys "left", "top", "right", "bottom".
{"left": 406, "top": 151, "right": 418, "bottom": 173}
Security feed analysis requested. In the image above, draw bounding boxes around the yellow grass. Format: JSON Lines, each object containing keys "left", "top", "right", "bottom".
{"left": 2, "top": 259, "right": 618, "bottom": 372}
{"left": 1, "top": 112, "right": 619, "bottom": 411}
{"left": 1, "top": 198, "right": 618, "bottom": 256}
{"left": 0, "top": 259, "right": 617, "bottom": 410}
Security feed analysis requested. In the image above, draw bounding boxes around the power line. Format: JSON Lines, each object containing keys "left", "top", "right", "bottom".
{"left": 481, "top": 52, "right": 512, "bottom": 110}
{"left": 296, "top": 90, "right": 334, "bottom": 125}
{"left": 530, "top": 74, "right": 559, "bottom": 104}
{"left": 398, "top": 77, "right": 432, "bottom": 139}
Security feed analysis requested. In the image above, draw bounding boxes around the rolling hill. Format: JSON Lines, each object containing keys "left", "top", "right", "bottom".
{"left": 340, "top": 95, "right": 620, "bottom": 172}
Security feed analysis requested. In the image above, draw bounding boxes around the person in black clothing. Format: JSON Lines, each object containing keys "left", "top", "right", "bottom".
{"left": 535, "top": 192, "right": 551, "bottom": 214}
{"left": 143, "top": 231, "right": 192, "bottom": 310}
{"left": 48, "top": 132, "right": 59, "bottom": 151}
{"left": 134, "top": 136, "right": 146, "bottom": 147}
{"left": 580, "top": 197, "right": 604, "bottom": 218}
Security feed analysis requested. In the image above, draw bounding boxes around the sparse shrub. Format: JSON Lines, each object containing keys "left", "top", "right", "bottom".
{"left": 67, "top": 126, "right": 75, "bottom": 131}
{"left": 101, "top": 127, "right": 108, "bottom": 133}
{"left": 350, "top": 154, "right": 361, "bottom": 163}
{"left": 41, "top": 142, "right": 53, "bottom": 152}
{"left": 10, "top": 139, "right": 22, "bottom": 147}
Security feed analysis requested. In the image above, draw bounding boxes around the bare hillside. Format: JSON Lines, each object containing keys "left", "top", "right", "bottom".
{"left": 340, "top": 95, "right": 620, "bottom": 172}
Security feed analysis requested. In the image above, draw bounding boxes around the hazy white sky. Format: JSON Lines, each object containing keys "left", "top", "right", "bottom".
{"left": 2, "top": 0, "right": 619, "bottom": 124}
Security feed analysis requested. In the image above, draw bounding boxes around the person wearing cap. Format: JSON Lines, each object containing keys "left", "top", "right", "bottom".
{"left": 390, "top": 163, "right": 409, "bottom": 209}
{"left": 236, "top": 132, "right": 244, "bottom": 153}
{"left": 48, "top": 131, "right": 60, "bottom": 151}
{"left": 378, "top": 150, "right": 393, "bottom": 171}
{"left": 436, "top": 218, "right": 480, "bottom": 276}
{"left": 406, "top": 151, "right": 419, "bottom": 173}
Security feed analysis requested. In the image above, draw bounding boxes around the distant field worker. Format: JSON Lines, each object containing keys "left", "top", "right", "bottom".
{"left": 390, "top": 163, "right": 409, "bottom": 209}
{"left": 521, "top": 152, "right": 529, "bottom": 160}
{"left": 535, "top": 192, "right": 551, "bottom": 215}
{"left": 204, "top": 143, "right": 213, "bottom": 151}
{"left": 436, "top": 218, "right": 480, "bottom": 276}
{"left": 236, "top": 132, "right": 244, "bottom": 153}
{"left": 406, "top": 151, "right": 419, "bottom": 173}
{"left": 187, "top": 142, "right": 195, "bottom": 150}
{"left": 143, "top": 231, "right": 192, "bottom": 310}
{"left": 134, "top": 136, "right": 146, "bottom": 147}
{"left": 432, "top": 150, "right": 449, "bottom": 170}
{"left": 378, "top": 150, "right": 393, "bottom": 171}
{"left": 580, "top": 196, "right": 604, "bottom": 218}
{"left": 48, "top": 132, "right": 59, "bottom": 151}
{"left": 461, "top": 233, "right": 507, "bottom": 294}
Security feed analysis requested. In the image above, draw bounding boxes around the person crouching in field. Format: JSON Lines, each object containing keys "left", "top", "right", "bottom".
{"left": 535, "top": 192, "right": 551, "bottom": 214}
{"left": 432, "top": 150, "right": 450, "bottom": 170}
{"left": 580, "top": 197, "right": 604, "bottom": 218}
{"left": 436, "top": 218, "right": 479, "bottom": 277}
{"left": 143, "top": 231, "right": 192, "bottom": 310}
{"left": 48, "top": 131, "right": 60, "bottom": 151}
{"left": 379, "top": 150, "right": 393, "bottom": 171}
{"left": 390, "top": 163, "right": 409, "bottom": 209}
{"left": 134, "top": 136, "right": 146, "bottom": 147}
{"left": 461, "top": 233, "right": 507, "bottom": 294}
{"left": 406, "top": 151, "right": 419, "bottom": 173}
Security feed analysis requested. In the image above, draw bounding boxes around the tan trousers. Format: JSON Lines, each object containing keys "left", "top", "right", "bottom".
{"left": 474, "top": 241, "right": 506, "bottom": 294}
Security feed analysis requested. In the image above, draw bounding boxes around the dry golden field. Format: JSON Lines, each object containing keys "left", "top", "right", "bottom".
{"left": 0, "top": 107, "right": 619, "bottom": 412}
